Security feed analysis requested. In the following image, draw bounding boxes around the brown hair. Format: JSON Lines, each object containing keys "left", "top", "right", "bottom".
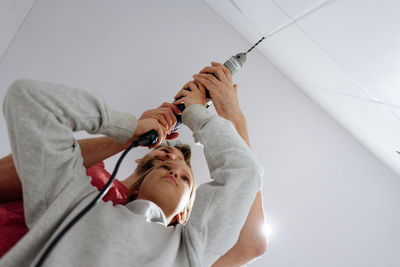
{"left": 158, "top": 141, "right": 192, "bottom": 168}
{"left": 127, "top": 142, "right": 196, "bottom": 226}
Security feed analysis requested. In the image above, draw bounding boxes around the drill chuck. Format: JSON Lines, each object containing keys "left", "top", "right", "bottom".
{"left": 223, "top": 53, "right": 247, "bottom": 76}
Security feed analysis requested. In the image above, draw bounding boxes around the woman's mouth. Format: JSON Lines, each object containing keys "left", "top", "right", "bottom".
{"left": 164, "top": 175, "right": 177, "bottom": 185}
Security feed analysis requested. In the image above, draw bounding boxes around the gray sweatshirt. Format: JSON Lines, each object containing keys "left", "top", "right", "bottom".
{"left": 1, "top": 79, "right": 263, "bottom": 267}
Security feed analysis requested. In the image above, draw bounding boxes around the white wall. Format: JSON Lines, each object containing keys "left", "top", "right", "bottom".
{"left": 0, "top": 0, "right": 399, "bottom": 266}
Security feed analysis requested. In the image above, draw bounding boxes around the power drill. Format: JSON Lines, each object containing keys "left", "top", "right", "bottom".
{"left": 174, "top": 52, "right": 247, "bottom": 126}
{"left": 137, "top": 37, "right": 265, "bottom": 147}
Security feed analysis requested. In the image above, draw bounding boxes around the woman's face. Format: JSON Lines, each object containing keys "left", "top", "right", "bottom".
{"left": 135, "top": 159, "right": 193, "bottom": 222}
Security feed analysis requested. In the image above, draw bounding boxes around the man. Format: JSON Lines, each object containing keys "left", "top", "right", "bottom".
{"left": 0, "top": 62, "right": 266, "bottom": 266}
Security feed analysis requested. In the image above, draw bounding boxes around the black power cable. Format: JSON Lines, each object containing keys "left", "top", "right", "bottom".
{"left": 34, "top": 130, "right": 158, "bottom": 267}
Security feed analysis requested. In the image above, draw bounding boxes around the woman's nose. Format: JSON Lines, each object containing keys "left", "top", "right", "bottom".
{"left": 169, "top": 171, "right": 177, "bottom": 178}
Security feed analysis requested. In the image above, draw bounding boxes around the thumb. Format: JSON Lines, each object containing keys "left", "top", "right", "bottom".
{"left": 166, "top": 132, "right": 179, "bottom": 140}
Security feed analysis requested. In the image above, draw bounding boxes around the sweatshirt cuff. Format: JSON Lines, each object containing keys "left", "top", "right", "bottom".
{"left": 182, "top": 104, "right": 214, "bottom": 133}
{"left": 102, "top": 109, "right": 137, "bottom": 144}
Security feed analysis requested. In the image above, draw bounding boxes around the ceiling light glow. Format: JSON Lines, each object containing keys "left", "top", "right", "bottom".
{"left": 262, "top": 223, "right": 272, "bottom": 241}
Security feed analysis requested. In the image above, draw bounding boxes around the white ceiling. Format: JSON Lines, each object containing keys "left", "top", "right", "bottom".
{"left": 1, "top": 1, "right": 400, "bottom": 266}
{"left": 203, "top": 0, "right": 400, "bottom": 177}
{"left": 2, "top": 0, "right": 398, "bottom": 178}
{"left": 0, "top": 0, "right": 36, "bottom": 61}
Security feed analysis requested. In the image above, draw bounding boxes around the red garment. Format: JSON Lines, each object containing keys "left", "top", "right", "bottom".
{"left": 0, "top": 162, "right": 128, "bottom": 258}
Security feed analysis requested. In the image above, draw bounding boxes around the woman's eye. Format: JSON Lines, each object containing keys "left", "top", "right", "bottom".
{"left": 161, "top": 165, "right": 169, "bottom": 170}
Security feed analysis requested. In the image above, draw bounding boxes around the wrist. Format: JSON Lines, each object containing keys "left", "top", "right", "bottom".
{"left": 224, "top": 111, "right": 251, "bottom": 147}
{"left": 79, "top": 137, "right": 131, "bottom": 168}
{"left": 184, "top": 100, "right": 207, "bottom": 108}
{"left": 224, "top": 110, "right": 245, "bottom": 126}
{"left": 182, "top": 104, "right": 213, "bottom": 132}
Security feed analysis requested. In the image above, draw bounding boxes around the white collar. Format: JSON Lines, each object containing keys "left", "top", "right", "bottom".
{"left": 125, "top": 199, "right": 168, "bottom": 225}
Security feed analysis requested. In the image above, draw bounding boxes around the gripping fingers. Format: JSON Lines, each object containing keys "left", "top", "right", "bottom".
{"left": 187, "top": 81, "right": 201, "bottom": 92}
{"left": 211, "top": 62, "right": 232, "bottom": 83}
{"left": 214, "top": 66, "right": 229, "bottom": 84}
{"left": 196, "top": 73, "right": 219, "bottom": 86}
{"left": 174, "top": 88, "right": 189, "bottom": 101}
{"left": 174, "top": 80, "right": 196, "bottom": 101}
{"left": 160, "top": 102, "right": 182, "bottom": 115}
{"left": 158, "top": 107, "right": 173, "bottom": 128}
{"left": 193, "top": 81, "right": 206, "bottom": 95}
{"left": 192, "top": 74, "right": 217, "bottom": 94}
{"left": 166, "top": 132, "right": 179, "bottom": 140}
{"left": 200, "top": 65, "right": 228, "bottom": 84}
{"left": 150, "top": 124, "right": 166, "bottom": 149}
{"left": 155, "top": 114, "right": 168, "bottom": 131}
{"left": 164, "top": 107, "right": 177, "bottom": 132}
{"left": 169, "top": 103, "right": 182, "bottom": 115}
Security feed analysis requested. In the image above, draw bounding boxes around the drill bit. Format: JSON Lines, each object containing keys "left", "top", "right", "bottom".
{"left": 244, "top": 0, "right": 335, "bottom": 55}
{"left": 245, "top": 37, "right": 265, "bottom": 54}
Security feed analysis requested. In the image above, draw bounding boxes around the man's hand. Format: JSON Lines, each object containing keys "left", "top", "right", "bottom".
{"left": 173, "top": 81, "right": 207, "bottom": 108}
{"left": 139, "top": 102, "right": 182, "bottom": 141}
{"left": 133, "top": 103, "right": 182, "bottom": 148}
{"left": 193, "top": 62, "right": 241, "bottom": 121}
{"left": 193, "top": 62, "right": 250, "bottom": 147}
{"left": 193, "top": 63, "right": 264, "bottom": 266}
{"left": 132, "top": 117, "right": 167, "bottom": 149}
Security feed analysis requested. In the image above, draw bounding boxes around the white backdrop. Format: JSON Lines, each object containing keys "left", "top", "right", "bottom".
{"left": 0, "top": 0, "right": 399, "bottom": 266}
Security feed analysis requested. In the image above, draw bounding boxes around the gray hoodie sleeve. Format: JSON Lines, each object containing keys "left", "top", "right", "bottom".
{"left": 181, "top": 104, "right": 264, "bottom": 266}
{"left": 3, "top": 79, "right": 137, "bottom": 228}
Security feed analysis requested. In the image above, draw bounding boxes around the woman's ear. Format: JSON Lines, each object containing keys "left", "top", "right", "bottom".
{"left": 135, "top": 158, "right": 142, "bottom": 164}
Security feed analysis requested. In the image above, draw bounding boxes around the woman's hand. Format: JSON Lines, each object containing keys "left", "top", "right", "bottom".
{"left": 139, "top": 102, "right": 182, "bottom": 140}
{"left": 192, "top": 62, "right": 241, "bottom": 121}
{"left": 174, "top": 81, "right": 207, "bottom": 108}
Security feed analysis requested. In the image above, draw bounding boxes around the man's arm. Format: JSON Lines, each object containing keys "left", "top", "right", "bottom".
{"left": 212, "top": 112, "right": 267, "bottom": 266}
{"left": 0, "top": 101, "right": 180, "bottom": 203}
{"left": 3, "top": 79, "right": 140, "bottom": 227}
{"left": 0, "top": 137, "right": 130, "bottom": 202}
{"left": 211, "top": 193, "right": 266, "bottom": 267}
{"left": 0, "top": 154, "right": 20, "bottom": 202}
{"left": 193, "top": 63, "right": 267, "bottom": 266}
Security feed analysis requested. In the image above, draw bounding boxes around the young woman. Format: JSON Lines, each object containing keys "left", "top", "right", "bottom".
{"left": 0, "top": 142, "right": 192, "bottom": 257}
